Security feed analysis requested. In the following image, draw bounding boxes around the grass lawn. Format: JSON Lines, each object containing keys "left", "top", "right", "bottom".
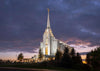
{"left": 0, "top": 64, "right": 84, "bottom": 71}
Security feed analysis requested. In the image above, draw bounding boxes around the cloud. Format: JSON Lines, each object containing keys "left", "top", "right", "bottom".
{"left": 0, "top": 0, "right": 100, "bottom": 54}
{"left": 0, "top": 39, "right": 40, "bottom": 53}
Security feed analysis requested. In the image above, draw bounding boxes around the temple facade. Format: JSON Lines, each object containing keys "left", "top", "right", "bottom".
{"left": 40, "top": 9, "right": 73, "bottom": 56}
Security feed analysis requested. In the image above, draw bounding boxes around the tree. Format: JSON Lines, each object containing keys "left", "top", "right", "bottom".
{"left": 72, "top": 53, "right": 82, "bottom": 65}
{"left": 76, "top": 53, "right": 82, "bottom": 64}
{"left": 64, "top": 47, "right": 69, "bottom": 53}
{"left": 70, "top": 48, "right": 75, "bottom": 56}
{"left": 17, "top": 53, "right": 24, "bottom": 61}
{"left": 0, "top": 59, "right": 4, "bottom": 64}
{"left": 55, "top": 49, "right": 62, "bottom": 62}
{"left": 38, "top": 48, "right": 43, "bottom": 60}
{"left": 61, "top": 47, "right": 73, "bottom": 68}
{"left": 86, "top": 53, "right": 91, "bottom": 65}
{"left": 86, "top": 47, "right": 100, "bottom": 68}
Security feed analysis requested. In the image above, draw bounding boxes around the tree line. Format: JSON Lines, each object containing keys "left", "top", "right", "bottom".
{"left": 39, "top": 47, "right": 100, "bottom": 71}
{"left": 39, "top": 47, "right": 82, "bottom": 69}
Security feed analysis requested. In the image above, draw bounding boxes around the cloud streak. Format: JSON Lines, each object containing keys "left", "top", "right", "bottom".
{"left": 0, "top": 0, "right": 100, "bottom": 59}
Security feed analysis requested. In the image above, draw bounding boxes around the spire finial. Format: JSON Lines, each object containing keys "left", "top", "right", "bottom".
{"left": 47, "top": 8, "right": 50, "bottom": 28}
{"left": 47, "top": 8, "right": 49, "bottom": 12}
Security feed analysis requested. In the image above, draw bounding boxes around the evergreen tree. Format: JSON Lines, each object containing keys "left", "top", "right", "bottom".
{"left": 17, "top": 53, "right": 24, "bottom": 61}
{"left": 55, "top": 49, "right": 62, "bottom": 62}
{"left": 70, "top": 48, "right": 75, "bottom": 56}
{"left": 61, "top": 47, "right": 73, "bottom": 68}
{"left": 86, "top": 53, "right": 91, "bottom": 64}
{"left": 86, "top": 47, "right": 100, "bottom": 68}
{"left": 72, "top": 53, "right": 82, "bottom": 64}
{"left": 38, "top": 48, "right": 43, "bottom": 60}
{"left": 64, "top": 47, "right": 69, "bottom": 53}
{"left": 76, "top": 53, "right": 82, "bottom": 64}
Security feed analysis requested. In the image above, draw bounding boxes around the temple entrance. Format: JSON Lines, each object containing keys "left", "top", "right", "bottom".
{"left": 45, "top": 47, "right": 48, "bottom": 55}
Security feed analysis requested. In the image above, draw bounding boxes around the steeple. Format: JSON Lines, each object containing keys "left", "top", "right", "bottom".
{"left": 47, "top": 8, "right": 50, "bottom": 29}
{"left": 44, "top": 8, "right": 54, "bottom": 37}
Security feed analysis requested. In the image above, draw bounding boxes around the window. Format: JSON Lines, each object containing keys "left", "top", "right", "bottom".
{"left": 45, "top": 47, "right": 48, "bottom": 55}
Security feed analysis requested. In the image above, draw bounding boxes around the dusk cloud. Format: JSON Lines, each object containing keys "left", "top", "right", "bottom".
{"left": 0, "top": 0, "right": 100, "bottom": 56}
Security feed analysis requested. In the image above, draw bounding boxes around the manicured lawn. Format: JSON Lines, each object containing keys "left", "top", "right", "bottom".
{"left": 0, "top": 64, "right": 84, "bottom": 71}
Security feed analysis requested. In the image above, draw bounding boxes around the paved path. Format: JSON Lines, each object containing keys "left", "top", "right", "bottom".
{"left": 0, "top": 67, "right": 59, "bottom": 71}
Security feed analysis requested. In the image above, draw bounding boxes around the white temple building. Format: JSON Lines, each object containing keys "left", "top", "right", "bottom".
{"left": 40, "top": 9, "right": 73, "bottom": 57}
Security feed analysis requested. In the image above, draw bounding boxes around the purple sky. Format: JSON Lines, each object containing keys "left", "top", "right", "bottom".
{"left": 0, "top": 0, "right": 100, "bottom": 60}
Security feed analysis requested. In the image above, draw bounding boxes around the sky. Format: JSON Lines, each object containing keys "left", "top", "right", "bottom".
{"left": 0, "top": 0, "right": 100, "bottom": 60}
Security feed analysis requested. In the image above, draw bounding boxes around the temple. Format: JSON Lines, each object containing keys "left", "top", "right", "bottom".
{"left": 40, "top": 9, "right": 73, "bottom": 57}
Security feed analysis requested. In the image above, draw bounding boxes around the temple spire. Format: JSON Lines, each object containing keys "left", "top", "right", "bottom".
{"left": 47, "top": 8, "right": 50, "bottom": 28}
